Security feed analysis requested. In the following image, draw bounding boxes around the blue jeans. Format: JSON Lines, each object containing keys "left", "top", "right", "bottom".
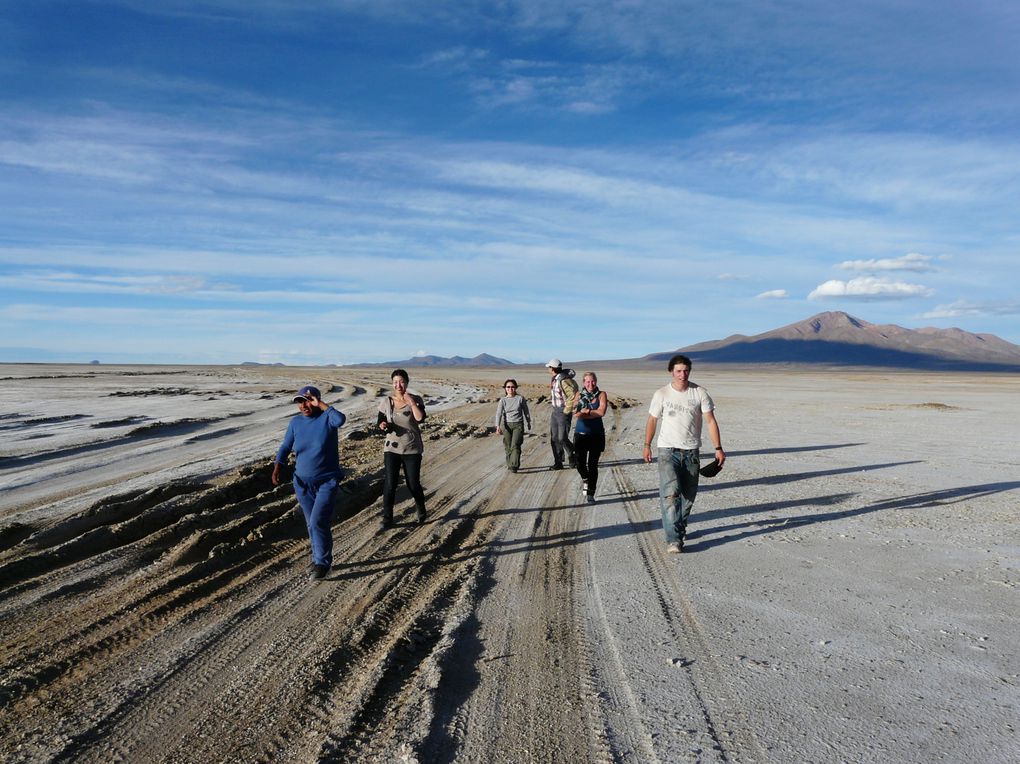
{"left": 657, "top": 448, "right": 700, "bottom": 544}
{"left": 293, "top": 474, "right": 340, "bottom": 567}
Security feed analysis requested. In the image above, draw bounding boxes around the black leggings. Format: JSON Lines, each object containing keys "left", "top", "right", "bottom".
{"left": 573, "top": 431, "right": 605, "bottom": 496}
{"left": 383, "top": 451, "right": 426, "bottom": 521}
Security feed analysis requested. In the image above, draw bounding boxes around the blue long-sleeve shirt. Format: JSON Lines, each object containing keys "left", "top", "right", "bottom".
{"left": 275, "top": 407, "right": 346, "bottom": 481}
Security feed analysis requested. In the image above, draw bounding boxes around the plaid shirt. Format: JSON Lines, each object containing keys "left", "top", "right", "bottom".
{"left": 550, "top": 374, "right": 567, "bottom": 408}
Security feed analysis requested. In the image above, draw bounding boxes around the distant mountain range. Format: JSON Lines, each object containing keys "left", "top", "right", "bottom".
{"left": 243, "top": 313, "right": 1020, "bottom": 371}
{"left": 644, "top": 311, "right": 1020, "bottom": 371}
{"left": 361, "top": 353, "right": 514, "bottom": 368}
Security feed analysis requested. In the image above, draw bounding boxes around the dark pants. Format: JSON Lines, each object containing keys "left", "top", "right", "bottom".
{"left": 574, "top": 431, "right": 605, "bottom": 496}
{"left": 502, "top": 421, "right": 525, "bottom": 469}
{"left": 293, "top": 474, "right": 340, "bottom": 567}
{"left": 383, "top": 451, "right": 426, "bottom": 522}
{"left": 549, "top": 407, "right": 574, "bottom": 466}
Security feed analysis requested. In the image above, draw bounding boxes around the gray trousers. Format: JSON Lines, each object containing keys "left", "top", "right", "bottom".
{"left": 549, "top": 406, "right": 574, "bottom": 466}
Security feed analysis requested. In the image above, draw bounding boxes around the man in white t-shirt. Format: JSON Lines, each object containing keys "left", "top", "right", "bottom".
{"left": 642, "top": 354, "right": 726, "bottom": 553}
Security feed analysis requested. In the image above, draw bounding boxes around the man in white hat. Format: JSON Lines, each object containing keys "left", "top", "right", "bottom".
{"left": 546, "top": 358, "right": 579, "bottom": 470}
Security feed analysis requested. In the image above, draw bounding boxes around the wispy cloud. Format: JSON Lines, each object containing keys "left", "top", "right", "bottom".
{"left": 920, "top": 300, "right": 1020, "bottom": 319}
{"left": 808, "top": 278, "right": 934, "bottom": 301}
{"left": 756, "top": 289, "right": 788, "bottom": 300}
{"left": 836, "top": 253, "right": 936, "bottom": 273}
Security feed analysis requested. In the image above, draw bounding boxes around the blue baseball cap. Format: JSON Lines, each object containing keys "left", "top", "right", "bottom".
{"left": 293, "top": 385, "right": 321, "bottom": 403}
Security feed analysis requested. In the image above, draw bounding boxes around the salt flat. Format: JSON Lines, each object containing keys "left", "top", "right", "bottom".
{"left": 0, "top": 363, "right": 1017, "bottom": 762}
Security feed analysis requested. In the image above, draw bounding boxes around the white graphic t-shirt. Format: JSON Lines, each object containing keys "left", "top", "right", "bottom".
{"left": 647, "top": 383, "right": 714, "bottom": 450}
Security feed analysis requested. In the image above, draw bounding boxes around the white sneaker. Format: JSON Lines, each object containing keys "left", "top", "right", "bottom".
{"left": 666, "top": 542, "right": 681, "bottom": 554}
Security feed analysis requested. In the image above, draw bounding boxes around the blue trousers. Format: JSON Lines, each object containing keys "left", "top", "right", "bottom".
{"left": 293, "top": 474, "right": 340, "bottom": 567}
{"left": 657, "top": 448, "right": 700, "bottom": 544}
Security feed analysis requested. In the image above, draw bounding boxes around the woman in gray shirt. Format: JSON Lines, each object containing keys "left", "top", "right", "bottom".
{"left": 494, "top": 378, "right": 532, "bottom": 473}
{"left": 377, "top": 368, "right": 427, "bottom": 528}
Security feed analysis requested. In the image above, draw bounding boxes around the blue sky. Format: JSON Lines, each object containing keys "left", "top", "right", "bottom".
{"left": 1, "top": 1, "right": 1018, "bottom": 365}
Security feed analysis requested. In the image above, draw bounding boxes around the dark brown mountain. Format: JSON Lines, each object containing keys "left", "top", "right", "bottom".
{"left": 644, "top": 312, "right": 1020, "bottom": 370}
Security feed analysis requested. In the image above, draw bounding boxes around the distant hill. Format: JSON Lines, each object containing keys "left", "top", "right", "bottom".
{"left": 360, "top": 353, "right": 515, "bottom": 368}
{"left": 644, "top": 311, "right": 1020, "bottom": 370}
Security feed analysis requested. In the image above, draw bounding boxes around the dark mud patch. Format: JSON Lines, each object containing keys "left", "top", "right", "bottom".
{"left": 186, "top": 426, "right": 243, "bottom": 443}
{"left": 0, "top": 414, "right": 91, "bottom": 431}
{"left": 91, "top": 416, "right": 150, "bottom": 429}
{"left": 423, "top": 418, "right": 492, "bottom": 440}
{"left": 127, "top": 418, "right": 222, "bottom": 438}
{"left": 108, "top": 388, "right": 195, "bottom": 397}
{"left": 0, "top": 418, "right": 222, "bottom": 469}
{"left": 0, "top": 522, "right": 36, "bottom": 554}
{"left": 610, "top": 397, "right": 639, "bottom": 410}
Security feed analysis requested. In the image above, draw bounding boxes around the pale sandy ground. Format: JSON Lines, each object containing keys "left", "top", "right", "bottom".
{"left": 0, "top": 363, "right": 1017, "bottom": 763}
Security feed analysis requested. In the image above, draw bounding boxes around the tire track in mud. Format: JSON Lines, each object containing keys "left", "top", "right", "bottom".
{"left": 567, "top": 405, "right": 663, "bottom": 764}
{"left": 294, "top": 438, "right": 517, "bottom": 762}
{"left": 608, "top": 461, "right": 767, "bottom": 764}
{"left": 441, "top": 421, "right": 615, "bottom": 764}
{"left": 50, "top": 560, "right": 302, "bottom": 764}
{"left": 0, "top": 461, "right": 382, "bottom": 754}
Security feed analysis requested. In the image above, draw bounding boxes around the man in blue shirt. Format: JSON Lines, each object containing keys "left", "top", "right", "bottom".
{"left": 272, "top": 385, "right": 346, "bottom": 580}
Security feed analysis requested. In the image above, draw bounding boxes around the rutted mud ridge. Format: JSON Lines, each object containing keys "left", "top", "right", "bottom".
{"left": 108, "top": 388, "right": 196, "bottom": 397}
{"left": 0, "top": 365, "right": 1016, "bottom": 763}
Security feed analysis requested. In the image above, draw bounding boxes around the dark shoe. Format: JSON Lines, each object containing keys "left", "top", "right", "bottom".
{"left": 586, "top": 494, "right": 595, "bottom": 505}
{"left": 510, "top": 467, "right": 518, "bottom": 473}
{"left": 416, "top": 510, "right": 427, "bottom": 523}
{"left": 380, "top": 518, "right": 393, "bottom": 530}
{"left": 308, "top": 564, "right": 329, "bottom": 581}
{"left": 552, "top": 463, "right": 564, "bottom": 470}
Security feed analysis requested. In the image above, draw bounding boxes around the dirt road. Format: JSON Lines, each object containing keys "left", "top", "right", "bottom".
{"left": 1, "top": 366, "right": 1016, "bottom": 762}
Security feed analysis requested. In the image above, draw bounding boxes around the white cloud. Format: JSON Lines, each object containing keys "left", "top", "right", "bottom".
{"left": 755, "top": 289, "right": 787, "bottom": 299}
{"left": 836, "top": 252, "right": 936, "bottom": 273}
{"left": 808, "top": 277, "right": 934, "bottom": 300}
{"left": 920, "top": 300, "right": 1020, "bottom": 319}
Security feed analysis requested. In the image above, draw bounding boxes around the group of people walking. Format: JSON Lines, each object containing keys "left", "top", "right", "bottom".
{"left": 274, "top": 354, "right": 724, "bottom": 579}
{"left": 493, "top": 359, "right": 607, "bottom": 505}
